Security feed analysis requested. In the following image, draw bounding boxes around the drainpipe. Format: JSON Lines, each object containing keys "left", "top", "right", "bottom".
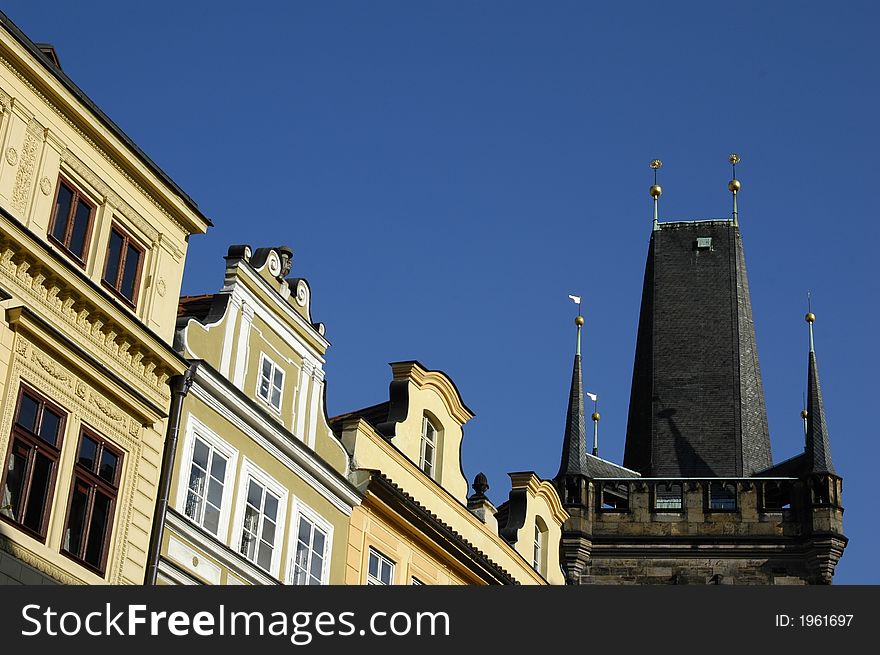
{"left": 144, "top": 363, "right": 196, "bottom": 585}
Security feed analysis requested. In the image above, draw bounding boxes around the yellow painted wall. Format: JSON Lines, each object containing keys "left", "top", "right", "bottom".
{"left": 0, "top": 20, "right": 208, "bottom": 584}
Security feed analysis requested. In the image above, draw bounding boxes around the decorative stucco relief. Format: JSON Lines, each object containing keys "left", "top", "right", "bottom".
{"left": 0, "top": 235, "right": 172, "bottom": 404}
{"left": 0, "top": 55, "right": 190, "bottom": 235}
{"left": 11, "top": 117, "right": 43, "bottom": 214}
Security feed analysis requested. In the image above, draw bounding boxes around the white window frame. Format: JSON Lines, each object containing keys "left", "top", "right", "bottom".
{"left": 231, "top": 458, "right": 288, "bottom": 578}
{"left": 256, "top": 352, "right": 285, "bottom": 412}
{"left": 286, "top": 498, "right": 334, "bottom": 585}
{"left": 419, "top": 415, "right": 438, "bottom": 478}
{"left": 176, "top": 416, "right": 238, "bottom": 540}
{"left": 533, "top": 524, "right": 542, "bottom": 572}
{"left": 367, "top": 548, "right": 395, "bottom": 585}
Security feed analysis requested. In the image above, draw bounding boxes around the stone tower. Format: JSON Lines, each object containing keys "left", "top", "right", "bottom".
{"left": 554, "top": 160, "right": 846, "bottom": 584}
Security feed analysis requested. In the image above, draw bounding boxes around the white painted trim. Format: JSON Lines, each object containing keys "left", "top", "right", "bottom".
{"left": 286, "top": 497, "right": 334, "bottom": 585}
{"left": 255, "top": 351, "right": 285, "bottom": 413}
{"left": 225, "top": 270, "right": 325, "bottom": 365}
{"left": 231, "top": 262, "right": 330, "bottom": 354}
{"left": 219, "top": 296, "right": 241, "bottom": 378}
{"left": 232, "top": 301, "right": 253, "bottom": 390}
{"left": 157, "top": 561, "right": 199, "bottom": 586}
{"left": 367, "top": 548, "right": 396, "bottom": 586}
{"left": 307, "top": 374, "right": 321, "bottom": 450}
{"left": 295, "top": 361, "right": 311, "bottom": 442}
{"left": 190, "top": 365, "right": 360, "bottom": 513}
{"left": 230, "top": 458, "right": 289, "bottom": 578}
{"left": 165, "top": 510, "right": 279, "bottom": 585}
{"left": 175, "top": 414, "right": 240, "bottom": 541}
{"left": 168, "top": 536, "right": 222, "bottom": 584}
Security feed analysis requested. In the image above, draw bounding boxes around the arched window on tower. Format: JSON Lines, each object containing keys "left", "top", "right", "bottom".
{"left": 708, "top": 481, "right": 737, "bottom": 511}
{"left": 654, "top": 481, "right": 683, "bottom": 510}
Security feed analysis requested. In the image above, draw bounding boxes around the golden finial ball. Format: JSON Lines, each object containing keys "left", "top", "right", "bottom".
{"left": 805, "top": 312, "right": 816, "bottom": 323}
{"left": 729, "top": 153, "right": 741, "bottom": 165}
{"left": 650, "top": 184, "right": 662, "bottom": 198}
{"left": 801, "top": 409, "right": 809, "bottom": 419}
{"left": 575, "top": 315, "right": 585, "bottom": 327}
{"left": 592, "top": 412, "right": 601, "bottom": 422}
{"left": 650, "top": 159, "right": 662, "bottom": 170}
{"left": 728, "top": 179, "right": 741, "bottom": 193}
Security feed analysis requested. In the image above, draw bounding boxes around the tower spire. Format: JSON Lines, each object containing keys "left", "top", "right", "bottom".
{"left": 804, "top": 308, "right": 836, "bottom": 474}
{"left": 650, "top": 159, "right": 662, "bottom": 231}
{"left": 728, "top": 153, "right": 741, "bottom": 226}
{"left": 556, "top": 299, "right": 589, "bottom": 479}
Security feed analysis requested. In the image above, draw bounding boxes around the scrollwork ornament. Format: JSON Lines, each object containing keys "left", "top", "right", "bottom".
{"left": 296, "top": 280, "right": 308, "bottom": 307}
{"left": 267, "top": 250, "right": 282, "bottom": 277}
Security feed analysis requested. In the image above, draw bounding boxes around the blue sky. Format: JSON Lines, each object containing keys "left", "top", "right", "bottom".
{"left": 4, "top": 1, "right": 877, "bottom": 583}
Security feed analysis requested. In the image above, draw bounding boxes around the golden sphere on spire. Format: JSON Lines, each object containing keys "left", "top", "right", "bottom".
{"left": 575, "top": 315, "right": 585, "bottom": 327}
{"left": 591, "top": 412, "right": 601, "bottom": 422}
{"left": 805, "top": 312, "right": 816, "bottom": 323}
{"left": 728, "top": 179, "right": 741, "bottom": 193}
{"left": 650, "top": 184, "right": 662, "bottom": 198}
{"left": 801, "top": 409, "right": 809, "bottom": 420}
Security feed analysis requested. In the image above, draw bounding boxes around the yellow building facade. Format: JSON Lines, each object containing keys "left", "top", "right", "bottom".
{"left": 0, "top": 14, "right": 209, "bottom": 584}
{"left": 333, "top": 362, "right": 568, "bottom": 585}
{"left": 157, "top": 245, "right": 359, "bottom": 585}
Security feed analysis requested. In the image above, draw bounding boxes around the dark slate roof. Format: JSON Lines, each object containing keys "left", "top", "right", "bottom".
{"left": 806, "top": 350, "right": 836, "bottom": 474}
{"left": 328, "top": 401, "right": 390, "bottom": 434}
{"left": 555, "top": 352, "right": 590, "bottom": 479}
{"left": 755, "top": 452, "right": 807, "bottom": 478}
{"left": 0, "top": 11, "right": 212, "bottom": 228}
{"left": 624, "top": 220, "right": 772, "bottom": 477}
{"left": 584, "top": 454, "right": 641, "bottom": 479}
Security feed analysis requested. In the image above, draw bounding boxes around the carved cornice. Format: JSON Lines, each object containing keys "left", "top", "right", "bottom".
{"left": 390, "top": 361, "right": 475, "bottom": 425}
{"left": 0, "top": 220, "right": 183, "bottom": 413}
{"left": 0, "top": 58, "right": 201, "bottom": 235}
{"left": 0, "top": 539, "right": 85, "bottom": 585}
{"left": 8, "top": 336, "right": 144, "bottom": 450}
{"left": 60, "top": 148, "right": 160, "bottom": 245}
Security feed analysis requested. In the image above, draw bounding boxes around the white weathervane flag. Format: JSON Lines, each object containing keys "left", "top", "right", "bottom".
{"left": 568, "top": 294, "right": 581, "bottom": 305}
{"left": 586, "top": 392, "right": 598, "bottom": 402}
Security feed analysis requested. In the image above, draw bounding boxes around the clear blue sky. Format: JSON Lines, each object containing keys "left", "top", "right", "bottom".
{"left": 4, "top": 1, "right": 877, "bottom": 584}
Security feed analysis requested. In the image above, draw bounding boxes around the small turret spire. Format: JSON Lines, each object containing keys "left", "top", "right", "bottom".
{"left": 728, "top": 153, "right": 741, "bottom": 226}
{"left": 650, "top": 159, "right": 662, "bottom": 231}
{"left": 556, "top": 298, "right": 589, "bottom": 479}
{"left": 804, "top": 307, "right": 836, "bottom": 474}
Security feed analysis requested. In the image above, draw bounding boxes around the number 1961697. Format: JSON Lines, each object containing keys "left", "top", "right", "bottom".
{"left": 775, "top": 614, "right": 853, "bottom": 627}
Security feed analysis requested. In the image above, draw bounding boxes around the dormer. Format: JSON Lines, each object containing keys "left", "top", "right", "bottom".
{"left": 495, "top": 472, "right": 567, "bottom": 585}
{"left": 174, "top": 245, "right": 344, "bottom": 471}
{"left": 333, "top": 361, "right": 473, "bottom": 502}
